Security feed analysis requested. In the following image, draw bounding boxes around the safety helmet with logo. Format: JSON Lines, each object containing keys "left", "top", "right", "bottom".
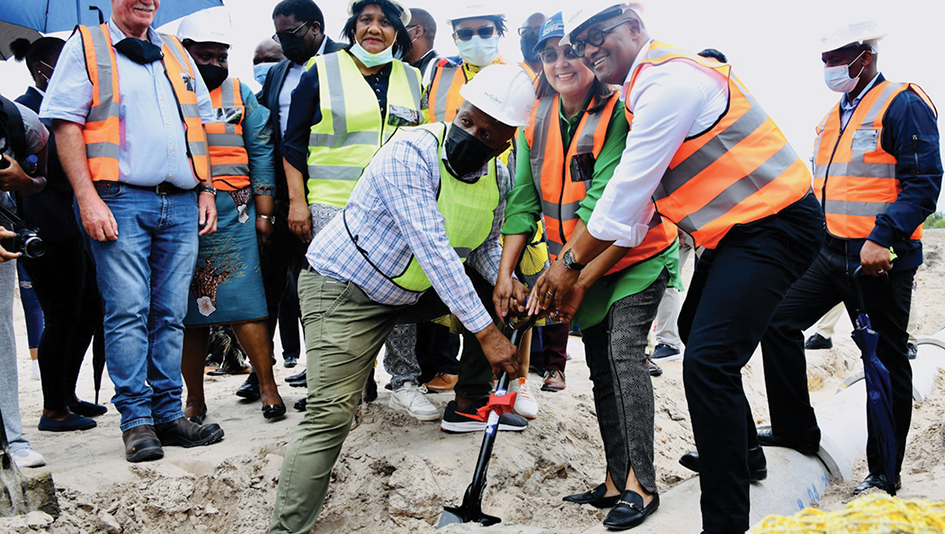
{"left": 819, "top": 19, "right": 885, "bottom": 53}
{"left": 459, "top": 64, "right": 536, "bottom": 127}
{"left": 446, "top": 1, "right": 504, "bottom": 25}
{"left": 177, "top": 8, "right": 233, "bottom": 47}
{"left": 347, "top": 0, "right": 411, "bottom": 27}
{"left": 559, "top": 1, "right": 644, "bottom": 46}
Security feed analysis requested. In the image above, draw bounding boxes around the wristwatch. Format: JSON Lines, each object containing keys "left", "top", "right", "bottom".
{"left": 198, "top": 184, "right": 217, "bottom": 197}
{"left": 562, "top": 249, "right": 586, "bottom": 271}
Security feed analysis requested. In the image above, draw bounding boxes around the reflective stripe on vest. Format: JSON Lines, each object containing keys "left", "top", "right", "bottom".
{"left": 390, "top": 123, "right": 499, "bottom": 292}
{"left": 427, "top": 60, "right": 466, "bottom": 123}
{"left": 625, "top": 41, "right": 811, "bottom": 250}
{"left": 525, "top": 92, "right": 676, "bottom": 274}
{"left": 519, "top": 62, "right": 537, "bottom": 82}
{"left": 78, "top": 25, "right": 209, "bottom": 183}
{"left": 206, "top": 78, "right": 250, "bottom": 191}
{"left": 305, "top": 52, "right": 423, "bottom": 207}
{"left": 812, "top": 81, "right": 935, "bottom": 241}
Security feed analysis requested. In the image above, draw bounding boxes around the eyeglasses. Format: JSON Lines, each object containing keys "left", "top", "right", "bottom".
{"left": 517, "top": 26, "right": 540, "bottom": 38}
{"left": 454, "top": 26, "right": 496, "bottom": 41}
{"left": 539, "top": 48, "right": 579, "bottom": 64}
{"left": 570, "top": 18, "right": 631, "bottom": 57}
{"left": 272, "top": 21, "right": 310, "bottom": 43}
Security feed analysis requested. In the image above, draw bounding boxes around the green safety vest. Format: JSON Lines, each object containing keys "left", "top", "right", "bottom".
{"left": 305, "top": 52, "right": 423, "bottom": 207}
{"left": 388, "top": 123, "right": 499, "bottom": 292}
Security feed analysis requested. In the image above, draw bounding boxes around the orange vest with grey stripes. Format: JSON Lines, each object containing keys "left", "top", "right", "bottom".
{"left": 206, "top": 78, "right": 250, "bottom": 191}
{"left": 813, "top": 81, "right": 935, "bottom": 241}
{"left": 625, "top": 41, "right": 812, "bottom": 250}
{"left": 427, "top": 58, "right": 510, "bottom": 122}
{"left": 77, "top": 24, "right": 209, "bottom": 183}
{"left": 525, "top": 92, "right": 676, "bottom": 275}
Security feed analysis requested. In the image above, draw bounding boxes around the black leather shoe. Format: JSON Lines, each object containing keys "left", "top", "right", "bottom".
{"left": 563, "top": 483, "right": 620, "bottom": 508}
{"left": 123, "top": 425, "right": 164, "bottom": 463}
{"left": 757, "top": 427, "right": 820, "bottom": 454}
{"left": 602, "top": 490, "right": 659, "bottom": 530}
{"left": 804, "top": 333, "right": 833, "bottom": 350}
{"left": 679, "top": 446, "right": 767, "bottom": 482}
{"left": 294, "top": 398, "right": 307, "bottom": 411}
{"left": 236, "top": 373, "right": 260, "bottom": 400}
{"left": 283, "top": 355, "right": 298, "bottom": 368}
{"left": 188, "top": 404, "right": 208, "bottom": 425}
{"left": 263, "top": 403, "right": 287, "bottom": 420}
{"left": 853, "top": 473, "right": 900, "bottom": 496}
{"left": 155, "top": 417, "right": 224, "bottom": 448}
{"left": 286, "top": 370, "right": 306, "bottom": 383}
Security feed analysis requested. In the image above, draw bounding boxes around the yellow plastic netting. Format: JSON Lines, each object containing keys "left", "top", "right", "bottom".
{"left": 751, "top": 493, "right": 945, "bottom": 533}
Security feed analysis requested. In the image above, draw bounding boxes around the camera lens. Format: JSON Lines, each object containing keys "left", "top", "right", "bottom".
{"left": 20, "top": 235, "right": 45, "bottom": 259}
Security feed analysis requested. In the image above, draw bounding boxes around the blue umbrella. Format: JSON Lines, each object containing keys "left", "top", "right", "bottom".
{"left": 0, "top": 0, "right": 223, "bottom": 34}
{"left": 851, "top": 267, "right": 897, "bottom": 494}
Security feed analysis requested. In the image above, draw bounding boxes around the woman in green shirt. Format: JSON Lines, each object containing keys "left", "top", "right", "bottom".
{"left": 494, "top": 13, "right": 680, "bottom": 531}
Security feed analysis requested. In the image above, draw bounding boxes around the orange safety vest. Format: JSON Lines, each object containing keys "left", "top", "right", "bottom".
{"left": 519, "top": 61, "right": 538, "bottom": 82}
{"left": 625, "top": 41, "right": 812, "bottom": 250}
{"left": 427, "top": 58, "right": 508, "bottom": 122}
{"left": 77, "top": 23, "right": 209, "bottom": 184}
{"left": 206, "top": 78, "right": 250, "bottom": 191}
{"left": 812, "top": 81, "right": 935, "bottom": 241}
{"left": 525, "top": 92, "right": 676, "bottom": 274}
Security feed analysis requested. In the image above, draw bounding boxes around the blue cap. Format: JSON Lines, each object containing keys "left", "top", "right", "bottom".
{"left": 532, "top": 12, "right": 564, "bottom": 56}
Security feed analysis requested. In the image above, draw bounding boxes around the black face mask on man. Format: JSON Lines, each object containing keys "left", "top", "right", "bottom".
{"left": 281, "top": 37, "right": 312, "bottom": 65}
{"left": 197, "top": 63, "right": 228, "bottom": 91}
{"left": 444, "top": 125, "right": 498, "bottom": 183}
{"left": 520, "top": 35, "right": 540, "bottom": 64}
{"left": 114, "top": 38, "right": 164, "bottom": 64}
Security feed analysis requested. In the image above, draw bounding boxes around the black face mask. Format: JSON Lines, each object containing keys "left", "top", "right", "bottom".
{"left": 197, "top": 63, "right": 228, "bottom": 91}
{"left": 114, "top": 38, "right": 164, "bottom": 64}
{"left": 444, "top": 125, "right": 496, "bottom": 183}
{"left": 281, "top": 37, "right": 313, "bottom": 65}
{"left": 520, "top": 35, "right": 540, "bottom": 64}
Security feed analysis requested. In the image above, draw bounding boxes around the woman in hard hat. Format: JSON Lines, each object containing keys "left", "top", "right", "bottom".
{"left": 281, "top": 0, "right": 439, "bottom": 421}
{"left": 175, "top": 10, "right": 286, "bottom": 423}
{"left": 496, "top": 12, "right": 680, "bottom": 530}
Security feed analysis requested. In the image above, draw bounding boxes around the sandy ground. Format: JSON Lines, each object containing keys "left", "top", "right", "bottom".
{"left": 2, "top": 230, "right": 944, "bottom": 533}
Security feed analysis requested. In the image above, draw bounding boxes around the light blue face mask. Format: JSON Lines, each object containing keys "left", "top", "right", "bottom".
{"left": 456, "top": 35, "right": 499, "bottom": 67}
{"left": 253, "top": 62, "right": 276, "bottom": 86}
{"left": 349, "top": 40, "right": 395, "bottom": 68}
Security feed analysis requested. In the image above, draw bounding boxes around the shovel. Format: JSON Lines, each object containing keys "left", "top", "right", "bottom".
{"left": 0, "top": 407, "right": 58, "bottom": 518}
{"left": 438, "top": 318, "right": 535, "bottom": 528}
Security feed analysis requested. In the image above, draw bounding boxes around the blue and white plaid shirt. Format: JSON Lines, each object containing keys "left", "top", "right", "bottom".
{"left": 307, "top": 124, "right": 508, "bottom": 333}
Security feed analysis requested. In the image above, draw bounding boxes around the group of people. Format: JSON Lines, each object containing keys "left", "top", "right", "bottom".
{"left": 0, "top": 1, "right": 940, "bottom": 534}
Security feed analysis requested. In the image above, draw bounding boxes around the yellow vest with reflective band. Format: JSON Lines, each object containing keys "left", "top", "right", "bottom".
{"left": 625, "top": 41, "right": 812, "bottom": 250}
{"left": 392, "top": 123, "right": 499, "bottom": 292}
{"left": 305, "top": 52, "right": 423, "bottom": 208}
{"left": 77, "top": 24, "right": 209, "bottom": 183}
{"left": 813, "top": 81, "right": 935, "bottom": 241}
{"left": 526, "top": 92, "right": 677, "bottom": 274}
{"left": 206, "top": 78, "right": 250, "bottom": 191}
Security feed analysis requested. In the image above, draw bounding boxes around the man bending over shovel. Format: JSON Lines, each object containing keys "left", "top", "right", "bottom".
{"left": 269, "top": 64, "right": 537, "bottom": 534}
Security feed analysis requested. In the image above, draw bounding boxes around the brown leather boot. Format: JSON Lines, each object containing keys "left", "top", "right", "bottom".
{"left": 541, "top": 369, "right": 566, "bottom": 392}
{"left": 123, "top": 425, "right": 164, "bottom": 463}
{"left": 155, "top": 417, "right": 224, "bottom": 448}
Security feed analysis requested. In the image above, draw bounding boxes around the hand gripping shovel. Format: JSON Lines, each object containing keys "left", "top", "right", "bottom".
{"left": 438, "top": 317, "right": 535, "bottom": 528}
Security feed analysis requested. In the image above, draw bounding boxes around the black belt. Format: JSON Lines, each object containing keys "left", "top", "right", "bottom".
{"left": 100, "top": 181, "right": 191, "bottom": 195}
{"left": 823, "top": 234, "right": 848, "bottom": 252}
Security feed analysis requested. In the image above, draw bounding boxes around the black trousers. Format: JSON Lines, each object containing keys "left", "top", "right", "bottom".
{"left": 680, "top": 193, "right": 824, "bottom": 534}
{"left": 261, "top": 221, "right": 308, "bottom": 346}
{"left": 416, "top": 323, "right": 460, "bottom": 383}
{"left": 20, "top": 238, "right": 104, "bottom": 411}
{"left": 761, "top": 238, "right": 914, "bottom": 479}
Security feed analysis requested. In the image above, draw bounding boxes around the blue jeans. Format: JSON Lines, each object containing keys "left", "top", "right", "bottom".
{"left": 89, "top": 183, "right": 198, "bottom": 431}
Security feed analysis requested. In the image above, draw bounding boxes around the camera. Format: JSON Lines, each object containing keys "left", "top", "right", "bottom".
{"left": 0, "top": 203, "right": 45, "bottom": 259}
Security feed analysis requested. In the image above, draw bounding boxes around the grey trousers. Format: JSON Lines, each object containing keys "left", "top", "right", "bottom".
{"left": 0, "top": 260, "right": 29, "bottom": 453}
{"left": 582, "top": 269, "right": 668, "bottom": 494}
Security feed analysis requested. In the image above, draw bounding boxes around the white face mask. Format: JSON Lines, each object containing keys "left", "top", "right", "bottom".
{"left": 824, "top": 50, "right": 866, "bottom": 94}
{"left": 350, "top": 40, "right": 394, "bottom": 68}
{"left": 456, "top": 35, "right": 499, "bottom": 67}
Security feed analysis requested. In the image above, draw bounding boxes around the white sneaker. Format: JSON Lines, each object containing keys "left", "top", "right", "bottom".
{"left": 512, "top": 377, "right": 539, "bottom": 420}
{"left": 389, "top": 383, "right": 440, "bottom": 421}
{"left": 31, "top": 359, "right": 40, "bottom": 381}
{"left": 12, "top": 447, "right": 46, "bottom": 468}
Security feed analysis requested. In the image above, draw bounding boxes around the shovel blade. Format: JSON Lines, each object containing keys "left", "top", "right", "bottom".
{"left": 437, "top": 505, "right": 500, "bottom": 528}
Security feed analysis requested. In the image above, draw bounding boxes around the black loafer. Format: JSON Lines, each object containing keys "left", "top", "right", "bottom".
{"left": 70, "top": 400, "right": 108, "bottom": 417}
{"left": 263, "top": 403, "right": 287, "bottom": 421}
{"left": 236, "top": 373, "right": 260, "bottom": 400}
{"left": 294, "top": 398, "right": 307, "bottom": 411}
{"left": 123, "top": 425, "right": 164, "bottom": 463}
{"left": 853, "top": 473, "right": 900, "bottom": 496}
{"left": 285, "top": 370, "right": 306, "bottom": 383}
{"left": 155, "top": 417, "right": 224, "bottom": 448}
{"left": 602, "top": 490, "right": 659, "bottom": 530}
{"left": 679, "top": 446, "right": 767, "bottom": 482}
{"left": 757, "top": 427, "right": 820, "bottom": 455}
{"left": 563, "top": 483, "right": 620, "bottom": 508}
{"left": 188, "top": 404, "right": 208, "bottom": 425}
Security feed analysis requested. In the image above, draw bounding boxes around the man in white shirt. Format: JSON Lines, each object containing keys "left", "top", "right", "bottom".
{"left": 530, "top": 4, "right": 824, "bottom": 533}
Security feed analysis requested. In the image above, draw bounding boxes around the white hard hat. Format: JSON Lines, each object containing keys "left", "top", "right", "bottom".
{"left": 459, "top": 64, "right": 536, "bottom": 127}
{"left": 177, "top": 8, "right": 233, "bottom": 47}
{"left": 446, "top": 2, "right": 504, "bottom": 25}
{"left": 560, "top": 2, "right": 644, "bottom": 46}
{"left": 347, "top": 0, "right": 411, "bottom": 27}
{"left": 819, "top": 20, "right": 885, "bottom": 53}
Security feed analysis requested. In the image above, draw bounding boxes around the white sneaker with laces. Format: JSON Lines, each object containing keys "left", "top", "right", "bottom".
{"left": 12, "top": 447, "right": 46, "bottom": 468}
{"left": 389, "top": 383, "right": 440, "bottom": 421}
{"left": 512, "top": 377, "right": 539, "bottom": 419}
